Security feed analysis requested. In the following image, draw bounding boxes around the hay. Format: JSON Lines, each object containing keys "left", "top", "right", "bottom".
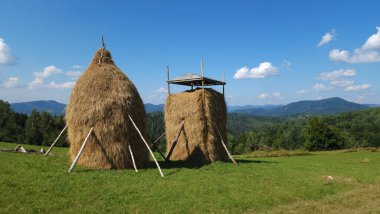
{"left": 164, "top": 88, "right": 229, "bottom": 163}
{"left": 65, "top": 48, "right": 149, "bottom": 169}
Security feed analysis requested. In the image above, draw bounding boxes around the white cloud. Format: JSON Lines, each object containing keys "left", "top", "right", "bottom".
{"left": 234, "top": 62, "right": 278, "bottom": 79}
{"left": 2, "top": 77, "right": 20, "bottom": 88}
{"left": 344, "top": 84, "right": 370, "bottom": 92}
{"left": 258, "top": 92, "right": 282, "bottom": 99}
{"left": 362, "top": 27, "right": 380, "bottom": 50}
{"left": 29, "top": 65, "right": 63, "bottom": 88}
{"left": 330, "top": 80, "right": 354, "bottom": 88}
{"left": 318, "top": 29, "right": 336, "bottom": 47}
{"left": 258, "top": 93, "right": 270, "bottom": 99}
{"left": 155, "top": 87, "right": 167, "bottom": 93}
{"left": 72, "top": 65, "right": 82, "bottom": 69}
{"left": 312, "top": 83, "right": 330, "bottom": 92}
{"left": 47, "top": 81, "right": 75, "bottom": 89}
{"left": 0, "top": 38, "right": 18, "bottom": 65}
{"left": 66, "top": 71, "right": 81, "bottom": 77}
{"left": 329, "top": 49, "right": 350, "bottom": 62}
{"left": 329, "top": 27, "right": 380, "bottom": 63}
{"left": 318, "top": 69, "right": 356, "bottom": 80}
{"left": 297, "top": 89, "right": 310, "bottom": 95}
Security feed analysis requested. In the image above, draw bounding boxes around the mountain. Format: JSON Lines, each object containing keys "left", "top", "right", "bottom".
{"left": 11, "top": 100, "right": 66, "bottom": 115}
{"left": 10, "top": 100, "right": 165, "bottom": 115}
{"left": 228, "top": 104, "right": 283, "bottom": 112}
{"left": 364, "top": 104, "right": 380, "bottom": 108}
{"left": 144, "top": 103, "right": 164, "bottom": 113}
{"left": 234, "top": 97, "right": 368, "bottom": 117}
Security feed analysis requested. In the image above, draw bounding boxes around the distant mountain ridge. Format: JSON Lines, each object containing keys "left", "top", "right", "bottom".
{"left": 234, "top": 97, "right": 368, "bottom": 116}
{"left": 9, "top": 97, "right": 373, "bottom": 116}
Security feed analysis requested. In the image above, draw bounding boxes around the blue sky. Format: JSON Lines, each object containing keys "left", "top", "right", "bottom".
{"left": 0, "top": 0, "right": 379, "bottom": 105}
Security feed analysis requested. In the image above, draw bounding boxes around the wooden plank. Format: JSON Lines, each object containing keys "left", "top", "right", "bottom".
{"left": 68, "top": 127, "right": 94, "bottom": 173}
{"left": 167, "top": 65, "right": 170, "bottom": 95}
{"left": 45, "top": 124, "right": 67, "bottom": 157}
{"left": 215, "top": 126, "right": 238, "bottom": 165}
{"left": 165, "top": 120, "right": 185, "bottom": 161}
{"left": 128, "top": 144, "right": 138, "bottom": 172}
{"left": 128, "top": 115, "right": 164, "bottom": 177}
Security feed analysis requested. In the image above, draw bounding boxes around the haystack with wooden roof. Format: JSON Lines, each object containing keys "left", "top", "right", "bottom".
{"left": 162, "top": 63, "right": 236, "bottom": 164}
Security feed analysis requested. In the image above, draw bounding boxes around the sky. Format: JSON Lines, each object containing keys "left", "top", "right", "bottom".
{"left": 0, "top": 0, "right": 379, "bottom": 106}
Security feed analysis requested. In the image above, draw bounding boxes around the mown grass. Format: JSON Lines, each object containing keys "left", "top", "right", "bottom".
{"left": 0, "top": 142, "right": 379, "bottom": 213}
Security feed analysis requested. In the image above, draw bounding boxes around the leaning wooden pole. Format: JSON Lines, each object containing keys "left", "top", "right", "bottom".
{"left": 128, "top": 115, "right": 164, "bottom": 177}
{"left": 215, "top": 126, "right": 237, "bottom": 165}
{"left": 68, "top": 127, "right": 94, "bottom": 173}
{"left": 45, "top": 124, "right": 67, "bottom": 157}
{"left": 165, "top": 120, "right": 185, "bottom": 161}
{"left": 128, "top": 144, "right": 138, "bottom": 172}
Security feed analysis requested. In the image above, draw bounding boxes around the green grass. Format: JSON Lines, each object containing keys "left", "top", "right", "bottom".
{"left": 1, "top": 142, "right": 379, "bottom": 213}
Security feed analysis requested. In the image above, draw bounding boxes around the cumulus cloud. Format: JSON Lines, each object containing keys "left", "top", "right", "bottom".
{"left": 47, "top": 81, "right": 75, "bottom": 89}
{"left": 330, "top": 80, "right": 354, "bottom": 88}
{"left": 2, "top": 77, "right": 21, "bottom": 88}
{"left": 29, "top": 65, "right": 63, "bottom": 88}
{"left": 344, "top": 84, "right": 371, "bottom": 92}
{"left": 318, "top": 69, "right": 356, "bottom": 80}
{"left": 312, "top": 83, "right": 330, "bottom": 92}
{"left": 234, "top": 62, "right": 278, "bottom": 79}
{"left": 258, "top": 92, "right": 282, "bottom": 99}
{"left": 329, "top": 27, "right": 380, "bottom": 63}
{"left": 66, "top": 71, "right": 81, "bottom": 77}
{"left": 0, "top": 38, "right": 18, "bottom": 65}
{"left": 318, "top": 29, "right": 336, "bottom": 47}
{"left": 155, "top": 87, "right": 168, "bottom": 93}
{"left": 72, "top": 65, "right": 82, "bottom": 69}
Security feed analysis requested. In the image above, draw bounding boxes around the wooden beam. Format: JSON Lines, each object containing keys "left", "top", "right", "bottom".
{"left": 165, "top": 120, "right": 185, "bottom": 161}
{"left": 68, "top": 127, "right": 94, "bottom": 173}
{"left": 215, "top": 126, "right": 237, "bottom": 165}
{"left": 45, "top": 124, "right": 67, "bottom": 157}
{"left": 128, "top": 115, "right": 164, "bottom": 177}
{"left": 128, "top": 144, "right": 138, "bottom": 172}
{"left": 167, "top": 65, "right": 170, "bottom": 95}
{"left": 150, "top": 133, "right": 166, "bottom": 160}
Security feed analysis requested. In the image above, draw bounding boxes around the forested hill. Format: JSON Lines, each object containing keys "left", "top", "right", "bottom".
{"left": 11, "top": 100, "right": 66, "bottom": 115}
{"left": 234, "top": 97, "right": 368, "bottom": 116}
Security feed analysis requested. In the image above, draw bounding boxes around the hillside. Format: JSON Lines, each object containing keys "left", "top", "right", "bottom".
{"left": 10, "top": 100, "right": 66, "bottom": 115}
{"left": 235, "top": 97, "right": 368, "bottom": 116}
{"left": 10, "top": 101, "right": 165, "bottom": 115}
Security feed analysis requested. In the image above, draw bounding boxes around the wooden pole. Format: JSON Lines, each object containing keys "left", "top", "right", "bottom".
{"left": 167, "top": 65, "right": 170, "bottom": 95}
{"left": 68, "top": 127, "right": 94, "bottom": 173}
{"left": 201, "top": 60, "right": 205, "bottom": 102}
{"left": 45, "top": 124, "right": 67, "bottom": 157}
{"left": 128, "top": 144, "right": 138, "bottom": 172}
{"left": 165, "top": 120, "right": 185, "bottom": 161}
{"left": 222, "top": 73, "right": 225, "bottom": 96}
{"left": 151, "top": 133, "right": 166, "bottom": 160}
{"left": 152, "top": 133, "right": 165, "bottom": 148}
{"left": 215, "top": 126, "right": 237, "bottom": 165}
{"left": 128, "top": 115, "right": 164, "bottom": 177}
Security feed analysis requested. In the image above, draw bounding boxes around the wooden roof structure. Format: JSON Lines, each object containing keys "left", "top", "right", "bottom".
{"left": 167, "top": 73, "right": 226, "bottom": 86}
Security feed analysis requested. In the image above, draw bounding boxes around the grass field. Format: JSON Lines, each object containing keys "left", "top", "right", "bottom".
{"left": 1, "top": 142, "right": 379, "bottom": 213}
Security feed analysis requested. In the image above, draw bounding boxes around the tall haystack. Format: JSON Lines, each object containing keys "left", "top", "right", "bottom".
{"left": 165, "top": 88, "right": 229, "bottom": 163}
{"left": 65, "top": 48, "right": 149, "bottom": 169}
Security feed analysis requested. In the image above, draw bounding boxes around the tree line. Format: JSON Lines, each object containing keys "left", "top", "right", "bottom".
{"left": 1, "top": 99, "right": 379, "bottom": 154}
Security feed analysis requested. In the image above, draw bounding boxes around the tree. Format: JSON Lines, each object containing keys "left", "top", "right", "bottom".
{"left": 24, "top": 109, "right": 43, "bottom": 145}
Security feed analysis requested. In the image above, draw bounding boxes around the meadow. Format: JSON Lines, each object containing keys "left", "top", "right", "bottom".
{"left": 1, "top": 142, "right": 379, "bottom": 213}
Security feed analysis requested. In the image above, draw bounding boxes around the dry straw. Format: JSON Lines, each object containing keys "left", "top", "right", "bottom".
{"left": 164, "top": 88, "right": 229, "bottom": 163}
{"left": 65, "top": 49, "right": 149, "bottom": 169}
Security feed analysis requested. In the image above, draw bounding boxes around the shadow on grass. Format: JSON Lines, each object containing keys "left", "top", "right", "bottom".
{"left": 236, "top": 159, "right": 278, "bottom": 164}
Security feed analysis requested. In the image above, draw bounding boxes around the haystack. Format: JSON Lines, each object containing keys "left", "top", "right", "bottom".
{"left": 164, "top": 88, "right": 229, "bottom": 163}
{"left": 65, "top": 48, "right": 149, "bottom": 169}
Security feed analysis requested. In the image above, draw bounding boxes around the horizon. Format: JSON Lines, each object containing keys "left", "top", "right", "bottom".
{"left": 1, "top": 1, "right": 380, "bottom": 105}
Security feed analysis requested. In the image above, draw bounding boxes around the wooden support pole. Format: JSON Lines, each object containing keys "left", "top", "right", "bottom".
{"left": 201, "top": 60, "right": 205, "bottom": 102}
{"left": 215, "top": 126, "right": 237, "bottom": 165}
{"left": 45, "top": 124, "right": 67, "bottom": 157}
{"left": 222, "top": 72, "right": 225, "bottom": 96}
{"left": 151, "top": 133, "right": 166, "bottom": 160}
{"left": 68, "top": 127, "right": 94, "bottom": 173}
{"left": 128, "top": 115, "right": 164, "bottom": 177}
{"left": 165, "top": 120, "right": 185, "bottom": 161}
{"left": 167, "top": 65, "right": 170, "bottom": 95}
{"left": 128, "top": 144, "right": 138, "bottom": 172}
